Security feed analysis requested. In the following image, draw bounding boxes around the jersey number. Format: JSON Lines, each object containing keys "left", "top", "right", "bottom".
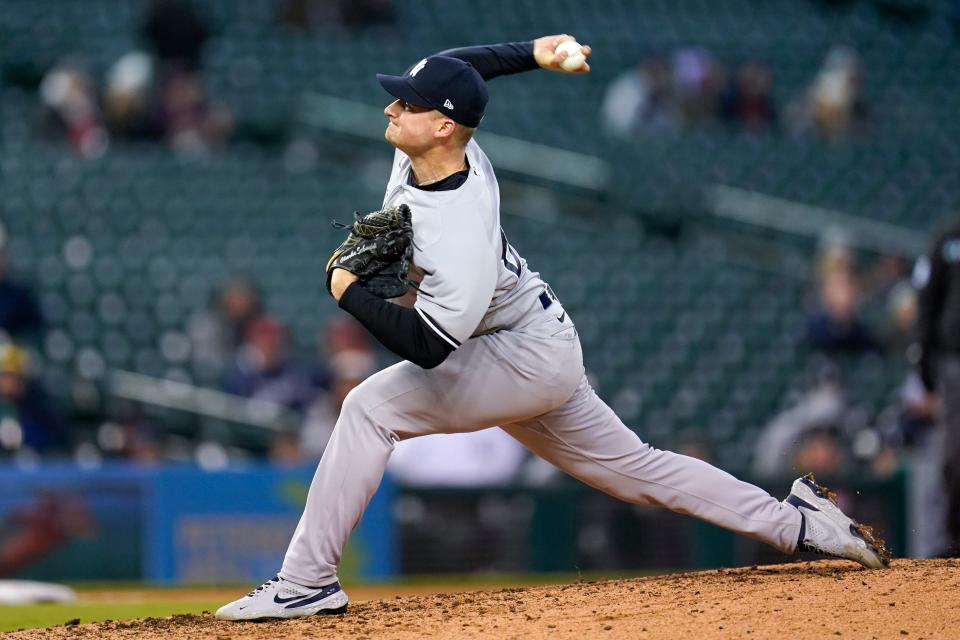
{"left": 500, "top": 229, "right": 522, "bottom": 277}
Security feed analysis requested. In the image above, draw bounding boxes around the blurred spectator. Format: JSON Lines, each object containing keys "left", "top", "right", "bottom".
{"left": 0, "top": 344, "right": 69, "bottom": 456}
{"left": 301, "top": 348, "right": 376, "bottom": 457}
{"left": 603, "top": 52, "right": 778, "bottom": 137}
{"left": 814, "top": 237, "right": 855, "bottom": 282}
{"left": 600, "top": 57, "right": 675, "bottom": 138}
{"left": 339, "top": 0, "right": 395, "bottom": 28}
{"left": 279, "top": 0, "right": 395, "bottom": 31}
{"left": 38, "top": 60, "right": 108, "bottom": 158}
{"left": 322, "top": 315, "right": 374, "bottom": 359}
{"left": 141, "top": 0, "right": 209, "bottom": 72}
{"left": 0, "top": 242, "right": 43, "bottom": 345}
{"left": 788, "top": 46, "right": 868, "bottom": 139}
{"left": 671, "top": 47, "right": 726, "bottom": 127}
{"left": 753, "top": 365, "right": 847, "bottom": 478}
{"left": 160, "top": 70, "right": 233, "bottom": 154}
{"left": 188, "top": 277, "right": 264, "bottom": 381}
{"left": 104, "top": 51, "right": 162, "bottom": 140}
{"left": 915, "top": 217, "right": 960, "bottom": 556}
{"left": 223, "top": 317, "right": 314, "bottom": 413}
{"left": 804, "top": 269, "right": 880, "bottom": 353}
{"left": 862, "top": 254, "right": 910, "bottom": 303}
{"left": 139, "top": 0, "right": 232, "bottom": 153}
{"left": 720, "top": 61, "right": 777, "bottom": 132}
{"left": 881, "top": 280, "right": 918, "bottom": 356}
{"left": 793, "top": 429, "right": 846, "bottom": 477}
{"left": 300, "top": 317, "right": 377, "bottom": 457}
{"left": 96, "top": 401, "right": 164, "bottom": 465}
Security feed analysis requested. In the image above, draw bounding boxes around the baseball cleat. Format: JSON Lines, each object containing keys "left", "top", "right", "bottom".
{"left": 786, "top": 473, "right": 891, "bottom": 569}
{"left": 215, "top": 575, "right": 348, "bottom": 621}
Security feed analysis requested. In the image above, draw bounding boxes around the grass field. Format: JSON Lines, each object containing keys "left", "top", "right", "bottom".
{"left": 0, "top": 572, "right": 652, "bottom": 633}
{"left": 0, "top": 601, "right": 223, "bottom": 633}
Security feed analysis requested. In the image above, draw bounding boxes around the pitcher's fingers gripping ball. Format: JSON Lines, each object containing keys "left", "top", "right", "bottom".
{"left": 326, "top": 203, "right": 415, "bottom": 299}
{"left": 532, "top": 34, "right": 592, "bottom": 73}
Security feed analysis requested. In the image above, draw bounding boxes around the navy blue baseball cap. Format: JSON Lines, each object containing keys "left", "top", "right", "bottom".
{"left": 377, "top": 55, "right": 488, "bottom": 128}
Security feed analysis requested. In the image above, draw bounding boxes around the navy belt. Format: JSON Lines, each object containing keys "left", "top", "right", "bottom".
{"left": 538, "top": 291, "right": 553, "bottom": 310}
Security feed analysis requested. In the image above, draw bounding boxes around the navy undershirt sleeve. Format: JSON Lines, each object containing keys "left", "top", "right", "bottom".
{"left": 338, "top": 282, "right": 454, "bottom": 369}
{"left": 436, "top": 42, "right": 538, "bottom": 81}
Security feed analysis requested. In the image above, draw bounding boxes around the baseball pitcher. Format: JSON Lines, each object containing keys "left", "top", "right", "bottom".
{"left": 216, "top": 35, "right": 889, "bottom": 621}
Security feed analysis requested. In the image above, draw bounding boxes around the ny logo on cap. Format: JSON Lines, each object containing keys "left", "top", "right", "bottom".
{"left": 443, "top": 99, "right": 454, "bottom": 109}
{"left": 409, "top": 58, "right": 428, "bottom": 77}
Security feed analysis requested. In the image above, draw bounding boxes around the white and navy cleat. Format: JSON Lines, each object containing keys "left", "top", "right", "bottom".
{"left": 215, "top": 575, "right": 349, "bottom": 621}
{"left": 786, "top": 473, "right": 891, "bottom": 569}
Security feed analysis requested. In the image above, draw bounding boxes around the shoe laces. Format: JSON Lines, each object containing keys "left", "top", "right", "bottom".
{"left": 246, "top": 576, "right": 280, "bottom": 597}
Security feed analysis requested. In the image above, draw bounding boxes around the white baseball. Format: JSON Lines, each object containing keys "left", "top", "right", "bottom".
{"left": 555, "top": 40, "right": 586, "bottom": 72}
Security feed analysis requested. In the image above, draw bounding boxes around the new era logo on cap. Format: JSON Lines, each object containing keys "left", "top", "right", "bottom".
{"left": 377, "top": 55, "right": 488, "bottom": 128}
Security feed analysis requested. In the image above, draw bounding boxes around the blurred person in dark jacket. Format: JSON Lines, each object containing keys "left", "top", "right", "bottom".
{"left": 140, "top": 0, "right": 232, "bottom": 153}
{"left": 279, "top": 0, "right": 394, "bottom": 30}
{"left": 671, "top": 47, "right": 726, "bottom": 127}
{"left": 0, "top": 345, "right": 69, "bottom": 456}
{"left": 223, "top": 317, "right": 314, "bottom": 414}
{"left": 160, "top": 71, "right": 233, "bottom": 154}
{"left": 600, "top": 57, "right": 676, "bottom": 138}
{"left": 753, "top": 365, "right": 847, "bottom": 479}
{"left": 0, "top": 243, "right": 43, "bottom": 345}
{"left": 299, "top": 317, "right": 376, "bottom": 457}
{"left": 720, "top": 61, "right": 777, "bottom": 132}
{"left": 188, "top": 277, "right": 264, "bottom": 382}
{"left": 301, "top": 348, "right": 376, "bottom": 458}
{"left": 141, "top": 0, "right": 209, "bottom": 72}
{"left": 915, "top": 218, "right": 960, "bottom": 556}
{"left": 804, "top": 270, "right": 880, "bottom": 354}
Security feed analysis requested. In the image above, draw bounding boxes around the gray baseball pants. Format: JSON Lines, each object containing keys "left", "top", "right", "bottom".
{"left": 280, "top": 309, "right": 802, "bottom": 587}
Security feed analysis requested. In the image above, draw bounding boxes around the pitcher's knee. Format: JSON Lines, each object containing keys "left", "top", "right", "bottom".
{"left": 339, "top": 384, "right": 370, "bottom": 416}
{"left": 334, "top": 386, "right": 396, "bottom": 445}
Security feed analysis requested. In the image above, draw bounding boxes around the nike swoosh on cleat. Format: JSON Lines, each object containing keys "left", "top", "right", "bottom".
{"left": 273, "top": 593, "right": 314, "bottom": 604}
{"left": 785, "top": 494, "right": 819, "bottom": 511}
{"left": 284, "top": 585, "right": 342, "bottom": 609}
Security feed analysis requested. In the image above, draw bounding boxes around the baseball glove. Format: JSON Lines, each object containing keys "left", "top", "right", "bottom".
{"left": 326, "top": 203, "right": 415, "bottom": 299}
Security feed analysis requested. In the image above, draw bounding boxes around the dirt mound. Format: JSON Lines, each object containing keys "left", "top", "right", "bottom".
{"left": 7, "top": 559, "right": 959, "bottom": 639}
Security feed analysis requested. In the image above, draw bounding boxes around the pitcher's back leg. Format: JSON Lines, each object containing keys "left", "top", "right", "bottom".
{"left": 502, "top": 376, "right": 802, "bottom": 553}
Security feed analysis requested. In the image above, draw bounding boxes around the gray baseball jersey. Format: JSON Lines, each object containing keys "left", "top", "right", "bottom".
{"left": 383, "top": 139, "right": 557, "bottom": 345}
{"left": 278, "top": 138, "right": 802, "bottom": 587}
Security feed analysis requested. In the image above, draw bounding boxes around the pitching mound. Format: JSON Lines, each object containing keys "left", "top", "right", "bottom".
{"left": 8, "top": 559, "right": 959, "bottom": 639}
